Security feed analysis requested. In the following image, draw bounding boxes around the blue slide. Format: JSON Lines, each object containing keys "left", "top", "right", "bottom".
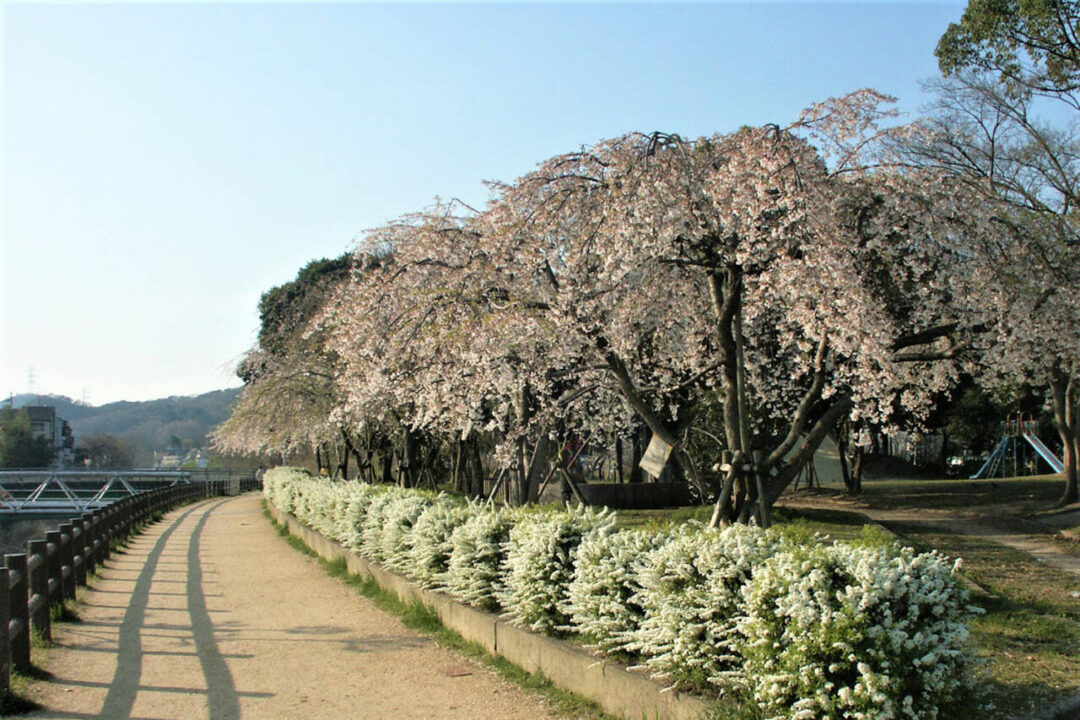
{"left": 970, "top": 438, "right": 1006, "bottom": 479}
{"left": 1022, "top": 432, "right": 1065, "bottom": 473}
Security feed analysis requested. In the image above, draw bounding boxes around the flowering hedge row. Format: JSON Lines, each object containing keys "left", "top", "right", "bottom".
{"left": 265, "top": 468, "right": 977, "bottom": 719}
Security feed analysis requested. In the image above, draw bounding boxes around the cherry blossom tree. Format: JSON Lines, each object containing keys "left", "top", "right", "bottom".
{"left": 222, "top": 91, "right": 1002, "bottom": 521}
{"left": 318, "top": 204, "right": 624, "bottom": 502}
{"left": 478, "top": 91, "right": 988, "bottom": 524}
{"left": 905, "top": 71, "right": 1080, "bottom": 504}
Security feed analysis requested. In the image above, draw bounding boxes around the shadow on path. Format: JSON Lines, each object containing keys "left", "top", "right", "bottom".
{"left": 187, "top": 498, "right": 241, "bottom": 720}
{"left": 98, "top": 498, "right": 247, "bottom": 719}
{"left": 98, "top": 504, "right": 202, "bottom": 719}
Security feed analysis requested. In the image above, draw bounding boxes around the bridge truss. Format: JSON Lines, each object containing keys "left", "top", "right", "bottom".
{"left": 0, "top": 471, "right": 192, "bottom": 515}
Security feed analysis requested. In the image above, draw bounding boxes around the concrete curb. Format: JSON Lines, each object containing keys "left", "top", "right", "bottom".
{"left": 268, "top": 504, "right": 713, "bottom": 720}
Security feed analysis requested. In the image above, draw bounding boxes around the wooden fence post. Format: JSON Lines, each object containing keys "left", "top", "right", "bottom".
{"left": 26, "top": 540, "right": 50, "bottom": 642}
{"left": 0, "top": 568, "right": 9, "bottom": 695}
{"left": 81, "top": 513, "right": 97, "bottom": 577}
{"left": 4, "top": 554, "right": 30, "bottom": 674}
{"left": 71, "top": 519, "right": 87, "bottom": 588}
{"left": 58, "top": 524, "right": 76, "bottom": 602}
{"left": 45, "top": 531, "right": 63, "bottom": 610}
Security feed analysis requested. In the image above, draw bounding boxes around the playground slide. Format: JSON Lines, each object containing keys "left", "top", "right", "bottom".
{"left": 970, "top": 439, "right": 1005, "bottom": 479}
{"left": 1022, "top": 432, "right": 1065, "bottom": 473}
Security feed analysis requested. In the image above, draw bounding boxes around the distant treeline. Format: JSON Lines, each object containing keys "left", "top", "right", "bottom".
{"left": 11, "top": 389, "right": 241, "bottom": 466}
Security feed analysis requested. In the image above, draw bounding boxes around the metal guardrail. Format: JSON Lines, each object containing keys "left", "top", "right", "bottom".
{"left": 0, "top": 474, "right": 262, "bottom": 694}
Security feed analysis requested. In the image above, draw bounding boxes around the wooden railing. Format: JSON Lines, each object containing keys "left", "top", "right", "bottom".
{"left": 0, "top": 476, "right": 262, "bottom": 694}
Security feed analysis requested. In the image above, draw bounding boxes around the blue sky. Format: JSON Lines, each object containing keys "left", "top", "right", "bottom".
{"left": 2, "top": 0, "right": 966, "bottom": 404}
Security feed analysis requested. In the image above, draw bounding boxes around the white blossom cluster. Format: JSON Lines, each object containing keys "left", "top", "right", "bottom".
{"left": 737, "top": 545, "right": 977, "bottom": 720}
{"left": 264, "top": 469, "right": 977, "bottom": 718}
{"left": 565, "top": 527, "right": 667, "bottom": 654}
{"left": 408, "top": 496, "right": 473, "bottom": 589}
{"left": 626, "top": 523, "right": 782, "bottom": 689}
{"left": 442, "top": 504, "right": 516, "bottom": 610}
{"left": 497, "top": 505, "right": 615, "bottom": 634}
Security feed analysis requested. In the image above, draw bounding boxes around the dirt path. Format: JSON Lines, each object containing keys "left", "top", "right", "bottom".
{"left": 22, "top": 494, "right": 566, "bottom": 720}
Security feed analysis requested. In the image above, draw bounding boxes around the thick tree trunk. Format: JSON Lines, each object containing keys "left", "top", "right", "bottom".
{"left": 380, "top": 451, "right": 394, "bottom": 485}
{"left": 1051, "top": 371, "right": 1079, "bottom": 506}
{"left": 468, "top": 438, "right": 485, "bottom": 498}
{"left": 403, "top": 429, "right": 419, "bottom": 488}
{"left": 524, "top": 434, "right": 552, "bottom": 504}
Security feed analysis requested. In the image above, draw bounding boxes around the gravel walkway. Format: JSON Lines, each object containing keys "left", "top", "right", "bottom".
{"left": 22, "top": 494, "right": 565, "bottom": 719}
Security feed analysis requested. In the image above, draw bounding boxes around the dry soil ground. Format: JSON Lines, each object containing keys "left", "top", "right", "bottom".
{"left": 19, "top": 494, "right": 566, "bottom": 720}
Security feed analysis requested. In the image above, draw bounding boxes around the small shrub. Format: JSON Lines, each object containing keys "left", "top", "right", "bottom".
{"left": 566, "top": 527, "right": 666, "bottom": 655}
{"left": 359, "top": 489, "right": 397, "bottom": 561}
{"left": 498, "top": 505, "right": 614, "bottom": 634}
{"left": 337, "top": 482, "right": 382, "bottom": 549}
{"left": 380, "top": 491, "right": 434, "bottom": 574}
{"left": 737, "top": 544, "right": 976, "bottom": 720}
{"left": 627, "top": 523, "right": 779, "bottom": 690}
{"left": 444, "top": 505, "right": 516, "bottom": 611}
{"left": 408, "top": 495, "right": 471, "bottom": 588}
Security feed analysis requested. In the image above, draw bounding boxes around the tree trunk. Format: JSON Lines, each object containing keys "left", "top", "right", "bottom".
{"left": 524, "top": 434, "right": 552, "bottom": 505}
{"left": 630, "top": 426, "right": 645, "bottom": 483}
{"left": 1051, "top": 371, "right": 1079, "bottom": 506}
{"left": 850, "top": 447, "right": 864, "bottom": 494}
{"left": 380, "top": 451, "right": 394, "bottom": 485}
{"left": 403, "top": 429, "right": 419, "bottom": 488}
{"left": 469, "top": 438, "right": 485, "bottom": 498}
{"left": 452, "top": 440, "right": 465, "bottom": 493}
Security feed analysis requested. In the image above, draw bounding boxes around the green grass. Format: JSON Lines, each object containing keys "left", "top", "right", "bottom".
{"left": 616, "top": 503, "right": 878, "bottom": 544}
{"left": 264, "top": 506, "right": 614, "bottom": 720}
{"left": 858, "top": 475, "right": 1065, "bottom": 514}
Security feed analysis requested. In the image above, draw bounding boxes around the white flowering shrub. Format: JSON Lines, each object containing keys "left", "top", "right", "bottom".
{"left": 408, "top": 495, "right": 472, "bottom": 588}
{"left": 443, "top": 505, "right": 516, "bottom": 611}
{"left": 264, "top": 468, "right": 978, "bottom": 719}
{"left": 335, "top": 482, "right": 383, "bottom": 549}
{"left": 627, "top": 523, "right": 781, "bottom": 690}
{"left": 498, "top": 506, "right": 615, "bottom": 634}
{"left": 566, "top": 527, "right": 666, "bottom": 655}
{"left": 263, "top": 467, "right": 311, "bottom": 515}
{"left": 737, "top": 544, "right": 974, "bottom": 720}
{"left": 379, "top": 490, "right": 434, "bottom": 573}
{"left": 358, "top": 489, "right": 398, "bottom": 561}
{"left": 302, "top": 482, "right": 349, "bottom": 541}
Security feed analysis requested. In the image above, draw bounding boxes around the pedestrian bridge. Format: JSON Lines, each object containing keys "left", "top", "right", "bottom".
{"left": 0, "top": 470, "right": 241, "bottom": 516}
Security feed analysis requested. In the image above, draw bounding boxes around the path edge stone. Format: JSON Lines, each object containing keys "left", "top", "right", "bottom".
{"left": 266, "top": 503, "right": 714, "bottom": 720}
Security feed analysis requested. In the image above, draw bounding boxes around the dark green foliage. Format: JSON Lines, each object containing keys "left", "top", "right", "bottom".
{"left": 937, "top": 0, "right": 1080, "bottom": 92}
{"left": 256, "top": 254, "right": 354, "bottom": 361}
{"left": 0, "top": 407, "right": 56, "bottom": 468}
{"left": 75, "top": 433, "right": 134, "bottom": 468}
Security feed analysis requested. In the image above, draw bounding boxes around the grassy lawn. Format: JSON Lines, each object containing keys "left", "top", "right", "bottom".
{"left": 617, "top": 504, "right": 877, "bottom": 543}
{"left": 856, "top": 475, "right": 1066, "bottom": 515}
{"left": 886, "top": 523, "right": 1080, "bottom": 719}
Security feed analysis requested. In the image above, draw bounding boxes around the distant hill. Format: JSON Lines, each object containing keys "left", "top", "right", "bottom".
{"left": 10, "top": 389, "right": 241, "bottom": 466}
